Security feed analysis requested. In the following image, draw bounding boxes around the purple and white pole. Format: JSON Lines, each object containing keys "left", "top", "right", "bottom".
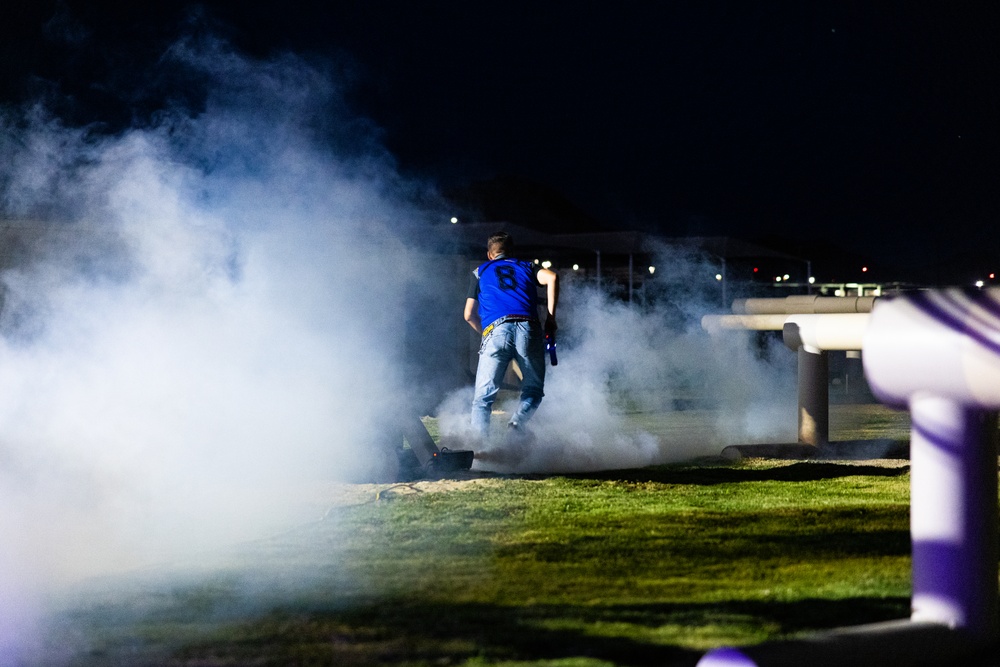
{"left": 864, "top": 288, "right": 999, "bottom": 636}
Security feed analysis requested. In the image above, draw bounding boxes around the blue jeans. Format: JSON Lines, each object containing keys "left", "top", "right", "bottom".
{"left": 471, "top": 319, "right": 546, "bottom": 438}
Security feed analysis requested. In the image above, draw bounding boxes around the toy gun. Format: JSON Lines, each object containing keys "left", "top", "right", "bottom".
{"left": 545, "top": 331, "right": 558, "bottom": 366}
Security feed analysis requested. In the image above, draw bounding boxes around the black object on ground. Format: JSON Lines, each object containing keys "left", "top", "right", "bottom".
{"left": 429, "top": 448, "right": 475, "bottom": 472}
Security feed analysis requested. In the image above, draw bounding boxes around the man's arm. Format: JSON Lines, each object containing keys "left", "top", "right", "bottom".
{"left": 464, "top": 298, "right": 482, "bottom": 333}
{"left": 536, "top": 268, "right": 559, "bottom": 332}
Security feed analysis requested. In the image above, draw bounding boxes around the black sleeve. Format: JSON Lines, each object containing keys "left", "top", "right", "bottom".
{"left": 466, "top": 271, "right": 480, "bottom": 300}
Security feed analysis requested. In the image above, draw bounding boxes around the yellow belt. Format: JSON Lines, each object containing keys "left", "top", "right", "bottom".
{"left": 482, "top": 316, "right": 533, "bottom": 337}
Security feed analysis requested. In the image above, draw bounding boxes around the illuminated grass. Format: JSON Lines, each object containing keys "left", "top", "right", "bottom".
{"left": 50, "top": 456, "right": 915, "bottom": 666}
{"left": 45, "top": 396, "right": 916, "bottom": 666}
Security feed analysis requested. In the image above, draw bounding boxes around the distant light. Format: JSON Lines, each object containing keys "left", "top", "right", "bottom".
{"left": 976, "top": 280, "right": 985, "bottom": 288}
{"left": 991, "top": 273, "right": 996, "bottom": 280}
{"left": 534, "top": 259, "right": 540, "bottom": 264}
{"left": 775, "top": 276, "right": 782, "bottom": 282}
{"left": 648, "top": 266, "right": 656, "bottom": 275}
{"left": 862, "top": 266, "right": 868, "bottom": 273}
{"left": 808, "top": 276, "right": 816, "bottom": 284}
{"left": 450, "top": 216, "right": 458, "bottom": 224}
{"left": 783, "top": 274, "right": 790, "bottom": 281}
{"left": 541, "top": 260, "right": 552, "bottom": 269}
{"left": 572, "top": 264, "right": 580, "bottom": 271}
{"left": 753, "top": 267, "right": 759, "bottom": 273}
{"left": 715, "top": 274, "right": 723, "bottom": 281}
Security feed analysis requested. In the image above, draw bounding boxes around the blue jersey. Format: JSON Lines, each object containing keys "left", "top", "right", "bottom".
{"left": 468, "top": 257, "right": 541, "bottom": 330}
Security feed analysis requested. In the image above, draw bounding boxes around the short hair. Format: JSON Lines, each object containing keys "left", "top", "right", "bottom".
{"left": 487, "top": 231, "right": 514, "bottom": 256}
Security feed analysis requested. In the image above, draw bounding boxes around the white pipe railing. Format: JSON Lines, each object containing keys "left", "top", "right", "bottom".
{"left": 701, "top": 310, "right": 869, "bottom": 447}
{"left": 733, "top": 295, "right": 878, "bottom": 315}
{"left": 783, "top": 313, "right": 868, "bottom": 353}
{"left": 781, "top": 314, "right": 868, "bottom": 447}
{"left": 701, "top": 313, "right": 790, "bottom": 332}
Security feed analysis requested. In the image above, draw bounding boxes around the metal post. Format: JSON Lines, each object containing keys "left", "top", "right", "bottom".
{"left": 797, "top": 346, "right": 829, "bottom": 446}
{"left": 721, "top": 257, "right": 728, "bottom": 308}
{"left": 782, "top": 318, "right": 852, "bottom": 448}
{"left": 628, "top": 253, "right": 633, "bottom": 303}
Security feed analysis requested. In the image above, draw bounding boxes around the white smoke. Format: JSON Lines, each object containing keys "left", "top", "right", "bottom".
{"left": 0, "top": 37, "right": 458, "bottom": 662}
{"left": 445, "top": 244, "right": 798, "bottom": 473}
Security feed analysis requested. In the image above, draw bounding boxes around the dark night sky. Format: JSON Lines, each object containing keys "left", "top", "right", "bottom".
{"left": 2, "top": 2, "right": 999, "bottom": 280}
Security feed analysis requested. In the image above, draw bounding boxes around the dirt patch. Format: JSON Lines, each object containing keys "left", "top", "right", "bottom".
{"left": 316, "top": 472, "right": 507, "bottom": 510}
{"left": 308, "top": 458, "right": 913, "bottom": 513}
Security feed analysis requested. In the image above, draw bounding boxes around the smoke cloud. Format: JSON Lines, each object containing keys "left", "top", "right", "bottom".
{"left": 0, "top": 26, "right": 798, "bottom": 664}
{"left": 0, "top": 35, "right": 460, "bottom": 662}
{"left": 440, "top": 244, "right": 798, "bottom": 473}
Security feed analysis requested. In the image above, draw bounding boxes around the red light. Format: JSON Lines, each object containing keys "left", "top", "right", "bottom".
{"left": 753, "top": 267, "right": 759, "bottom": 273}
{"left": 861, "top": 266, "right": 868, "bottom": 272}
{"left": 991, "top": 273, "right": 996, "bottom": 280}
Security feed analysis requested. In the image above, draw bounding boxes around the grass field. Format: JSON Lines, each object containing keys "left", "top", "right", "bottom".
{"left": 41, "top": 404, "right": 915, "bottom": 666}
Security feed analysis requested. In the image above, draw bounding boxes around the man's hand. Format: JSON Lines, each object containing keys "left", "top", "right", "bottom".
{"left": 537, "top": 268, "right": 558, "bottom": 334}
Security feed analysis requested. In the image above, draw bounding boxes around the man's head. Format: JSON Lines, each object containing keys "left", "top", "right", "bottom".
{"left": 487, "top": 231, "right": 514, "bottom": 259}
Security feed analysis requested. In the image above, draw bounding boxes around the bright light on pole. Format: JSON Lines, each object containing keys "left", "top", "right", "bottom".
{"left": 450, "top": 216, "right": 458, "bottom": 224}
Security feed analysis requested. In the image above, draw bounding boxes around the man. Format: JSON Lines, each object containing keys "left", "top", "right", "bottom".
{"left": 464, "top": 231, "right": 559, "bottom": 440}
